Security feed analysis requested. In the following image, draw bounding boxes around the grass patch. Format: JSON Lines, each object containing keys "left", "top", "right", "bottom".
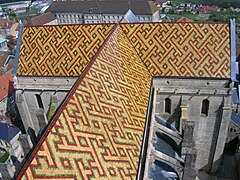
{"left": 0, "top": 151, "right": 9, "bottom": 163}
{"left": 184, "top": 13, "right": 198, "bottom": 20}
{"left": 168, "top": 13, "right": 198, "bottom": 21}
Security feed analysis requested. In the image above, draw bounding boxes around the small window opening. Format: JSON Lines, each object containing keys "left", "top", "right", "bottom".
{"left": 165, "top": 98, "right": 171, "bottom": 114}
{"left": 35, "top": 94, "right": 44, "bottom": 109}
{"left": 201, "top": 99, "right": 209, "bottom": 116}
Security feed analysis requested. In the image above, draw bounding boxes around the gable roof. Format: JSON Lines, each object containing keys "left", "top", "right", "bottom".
{"left": 26, "top": 12, "right": 56, "bottom": 26}
{"left": 121, "top": 22, "right": 230, "bottom": 78}
{"left": 17, "top": 22, "right": 231, "bottom": 78}
{"left": 46, "top": 0, "right": 157, "bottom": 15}
{"left": 176, "top": 16, "right": 193, "bottom": 22}
{"left": 17, "top": 25, "right": 151, "bottom": 179}
{"left": 17, "top": 24, "right": 115, "bottom": 76}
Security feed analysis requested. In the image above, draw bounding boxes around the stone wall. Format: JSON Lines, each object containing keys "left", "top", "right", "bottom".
{"left": 153, "top": 77, "right": 232, "bottom": 173}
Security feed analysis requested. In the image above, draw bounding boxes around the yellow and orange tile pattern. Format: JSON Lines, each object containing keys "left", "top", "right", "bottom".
{"left": 121, "top": 23, "right": 230, "bottom": 78}
{"left": 19, "top": 27, "right": 151, "bottom": 179}
{"left": 17, "top": 24, "right": 115, "bottom": 76}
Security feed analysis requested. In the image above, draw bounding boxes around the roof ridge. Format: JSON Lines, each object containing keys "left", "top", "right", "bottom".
{"left": 16, "top": 23, "right": 119, "bottom": 179}
{"left": 120, "top": 24, "right": 153, "bottom": 78}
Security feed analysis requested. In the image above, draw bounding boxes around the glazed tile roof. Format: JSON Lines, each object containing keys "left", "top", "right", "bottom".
{"left": 17, "top": 22, "right": 230, "bottom": 78}
{"left": 17, "top": 24, "right": 115, "bottom": 76}
{"left": 121, "top": 23, "right": 230, "bottom": 78}
{"left": 17, "top": 22, "right": 231, "bottom": 179}
{"left": 18, "top": 26, "right": 151, "bottom": 179}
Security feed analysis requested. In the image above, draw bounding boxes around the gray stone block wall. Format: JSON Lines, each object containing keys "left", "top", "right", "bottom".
{"left": 153, "top": 77, "right": 232, "bottom": 174}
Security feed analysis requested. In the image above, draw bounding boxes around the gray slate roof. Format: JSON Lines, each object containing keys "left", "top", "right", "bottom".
{"left": 46, "top": 0, "right": 158, "bottom": 15}
{"left": 0, "top": 122, "right": 20, "bottom": 142}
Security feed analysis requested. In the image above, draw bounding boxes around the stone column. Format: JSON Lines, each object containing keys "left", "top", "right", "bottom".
{"left": 210, "top": 96, "right": 232, "bottom": 173}
{"left": 36, "top": 108, "right": 48, "bottom": 135}
{"left": 18, "top": 134, "right": 33, "bottom": 155}
{"left": 180, "top": 96, "right": 189, "bottom": 135}
{"left": 183, "top": 148, "right": 197, "bottom": 180}
{"left": 182, "top": 121, "right": 197, "bottom": 180}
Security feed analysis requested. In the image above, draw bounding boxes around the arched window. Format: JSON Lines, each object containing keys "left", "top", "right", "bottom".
{"left": 201, "top": 99, "right": 209, "bottom": 116}
{"left": 165, "top": 98, "right": 171, "bottom": 114}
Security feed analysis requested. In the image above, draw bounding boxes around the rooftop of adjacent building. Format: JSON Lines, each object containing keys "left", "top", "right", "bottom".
{"left": 0, "top": 69, "right": 13, "bottom": 102}
{"left": 176, "top": 16, "right": 193, "bottom": 22}
{"left": 26, "top": 12, "right": 56, "bottom": 26}
{"left": 0, "top": 122, "right": 20, "bottom": 142}
{"left": 46, "top": 0, "right": 158, "bottom": 15}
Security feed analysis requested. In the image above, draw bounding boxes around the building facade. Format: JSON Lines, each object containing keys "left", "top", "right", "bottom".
{"left": 47, "top": 1, "right": 159, "bottom": 24}
{"left": 140, "top": 78, "right": 232, "bottom": 179}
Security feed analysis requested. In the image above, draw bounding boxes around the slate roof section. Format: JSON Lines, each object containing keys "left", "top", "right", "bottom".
{"left": 17, "top": 26, "right": 151, "bottom": 179}
{"left": 17, "top": 24, "right": 115, "bottom": 76}
{"left": 0, "top": 122, "right": 20, "bottom": 142}
{"left": 46, "top": 0, "right": 158, "bottom": 15}
{"left": 26, "top": 12, "right": 56, "bottom": 26}
{"left": 121, "top": 22, "right": 230, "bottom": 78}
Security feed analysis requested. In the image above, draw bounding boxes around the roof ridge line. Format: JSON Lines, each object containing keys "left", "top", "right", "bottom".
{"left": 119, "top": 24, "right": 152, "bottom": 78}
{"left": 15, "top": 23, "right": 119, "bottom": 180}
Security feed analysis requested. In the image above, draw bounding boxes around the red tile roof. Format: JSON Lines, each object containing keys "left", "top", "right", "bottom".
{"left": 0, "top": 69, "right": 14, "bottom": 102}
{"left": 176, "top": 16, "right": 193, "bottom": 22}
{"left": 196, "top": 6, "right": 220, "bottom": 12}
{"left": 26, "top": 12, "right": 56, "bottom": 26}
{"left": 0, "top": 18, "right": 14, "bottom": 29}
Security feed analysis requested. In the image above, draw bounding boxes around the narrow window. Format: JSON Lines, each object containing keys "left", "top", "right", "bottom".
{"left": 201, "top": 99, "right": 209, "bottom": 116}
{"left": 35, "top": 94, "right": 44, "bottom": 109}
{"left": 165, "top": 98, "right": 171, "bottom": 114}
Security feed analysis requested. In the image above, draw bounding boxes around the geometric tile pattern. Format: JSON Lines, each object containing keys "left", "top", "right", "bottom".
{"left": 17, "top": 24, "right": 115, "bottom": 76}
{"left": 121, "top": 23, "right": 230, "bottom": 78}
{"left": 18, "top": 26, "right": 151, "bottom": 179}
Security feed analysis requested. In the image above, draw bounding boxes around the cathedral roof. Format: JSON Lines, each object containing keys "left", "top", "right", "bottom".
{"left": 17, "top": 24, "right": 115, "bottom": 76}
{"left": 16, "top": 22, "right": 231, "bottom": 179}
{"left": 121, "top": 22, "right": 230, "bottom": 78}
{"left": 17, "top": 25, "right": 151, "bottom": 179}
{"left": 17, "top": 22, "right": 230, "bottom": 78}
